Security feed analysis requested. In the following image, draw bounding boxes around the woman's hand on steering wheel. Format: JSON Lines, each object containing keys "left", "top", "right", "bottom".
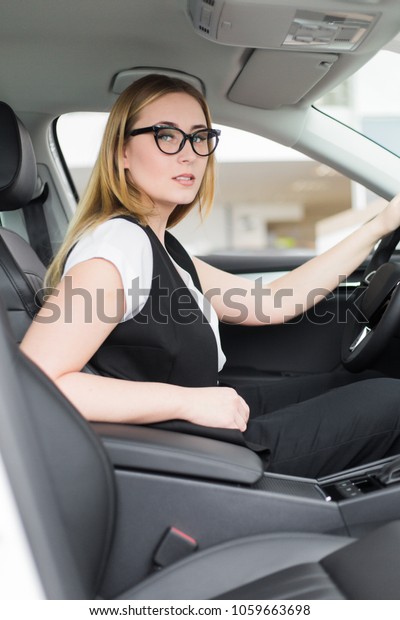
{"left": 342, "top": 192, "right": 400, "bottom": 371}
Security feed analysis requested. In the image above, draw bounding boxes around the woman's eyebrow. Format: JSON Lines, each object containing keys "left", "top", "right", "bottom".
{"left": 156, "top": 121, "right": 208, "bottom": 130}
{"left": 156, "top": 121, "right": 177, "bottom": 127}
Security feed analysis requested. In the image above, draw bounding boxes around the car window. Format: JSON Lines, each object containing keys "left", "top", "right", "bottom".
{"left": 316, "top": 48, "right": 400, "bottom": 158}
{"left": 56, "top": 114, "right": 383, "bottom": 257}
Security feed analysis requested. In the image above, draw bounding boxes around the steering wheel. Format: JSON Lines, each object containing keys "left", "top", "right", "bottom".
{"left": 341, "top": 226, "right": 400, "bottom": 372}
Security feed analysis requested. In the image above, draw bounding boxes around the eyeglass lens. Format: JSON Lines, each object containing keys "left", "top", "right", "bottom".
{"left": 156, "top": 127, "right": 218, "bottom": 155}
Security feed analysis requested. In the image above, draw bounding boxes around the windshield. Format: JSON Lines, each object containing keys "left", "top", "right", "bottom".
{"left": 316, "top": 47, "right": 400, "bottom": 157}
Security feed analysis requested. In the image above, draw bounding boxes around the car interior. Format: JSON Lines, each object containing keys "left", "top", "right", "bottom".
{"left": 2, "top": 0, "right": 400, "bottom": 601}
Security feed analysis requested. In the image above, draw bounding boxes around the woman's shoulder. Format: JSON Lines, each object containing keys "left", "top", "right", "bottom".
{"left": 64, "top": 216, "right": 154, "bottom": 321}
{"left": 64, "top": 216, "right": 153, "bottom": 276}
{"left": 88, "top": 217, "right": 151, "bottom": 248}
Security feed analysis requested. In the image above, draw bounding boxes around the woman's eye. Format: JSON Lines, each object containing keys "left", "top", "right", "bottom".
{"left": 193, "top": 132, "right": 208, "bottom": 143}
{"left": 158, "top": 129, "right": 178, "bottom": 142}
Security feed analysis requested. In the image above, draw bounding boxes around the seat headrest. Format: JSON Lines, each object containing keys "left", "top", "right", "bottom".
{"left": 0, "top": 102, "right": 37, "bottom": 211}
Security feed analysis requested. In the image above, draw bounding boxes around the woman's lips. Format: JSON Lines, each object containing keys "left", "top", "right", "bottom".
{"left": 173, "top": 174, "right": 195, "bottom": 186}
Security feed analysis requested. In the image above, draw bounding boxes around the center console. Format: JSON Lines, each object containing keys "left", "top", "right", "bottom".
{"left": 318, "top": 457, "right": 400, "bottom": 536}
{"left": 92, "top": 422, "right": 400, "bottom": 598}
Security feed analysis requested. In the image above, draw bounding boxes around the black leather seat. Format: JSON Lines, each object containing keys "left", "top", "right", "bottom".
{"left": 0, "top": 101, "right": 46, "bottom": 341}
{"left": 1, "top": 291, "right": 400, "bottom": 599}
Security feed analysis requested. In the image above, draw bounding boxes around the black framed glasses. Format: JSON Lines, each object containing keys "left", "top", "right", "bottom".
{"left": 129, "top": 125, "right": 221, "bottom": 156}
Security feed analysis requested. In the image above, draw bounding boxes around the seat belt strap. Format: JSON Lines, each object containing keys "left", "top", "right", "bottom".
{"left": 0, "top": 235, "right": 39, "bottom": 318}
{"left": 23, "top": 183, "right": 53, "bottom": 266}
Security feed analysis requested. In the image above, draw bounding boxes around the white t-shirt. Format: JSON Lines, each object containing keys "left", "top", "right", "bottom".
{"left": 63, "top": 219, "right": 226, "bottom": 371}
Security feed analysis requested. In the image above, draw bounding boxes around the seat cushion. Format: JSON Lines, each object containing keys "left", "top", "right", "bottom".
{"left": 217, "top": 562, "right": 344, "bottom": 600}
{"left": 321, "top": 520, "right": 400, "bottom": 600}
{"left": 117, "top": 532, "right": 351, "bottom": 600}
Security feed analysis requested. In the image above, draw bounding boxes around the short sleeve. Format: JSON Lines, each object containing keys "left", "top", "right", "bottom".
{"left": 63, "top": 219, "right": 153, "bottom": 321}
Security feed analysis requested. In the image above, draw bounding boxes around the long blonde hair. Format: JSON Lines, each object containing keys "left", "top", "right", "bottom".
{"left": 45, "top": 74, "right": 216, "bottom": 289}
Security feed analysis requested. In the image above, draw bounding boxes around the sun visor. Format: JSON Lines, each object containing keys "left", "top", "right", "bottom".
{"left": 228, "top": 50, "right": 338, "bottom": 109}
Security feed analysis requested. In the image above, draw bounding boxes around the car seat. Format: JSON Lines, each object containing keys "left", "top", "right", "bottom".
{"left": 0, "top": 101, "right": 47, "bottom": 341}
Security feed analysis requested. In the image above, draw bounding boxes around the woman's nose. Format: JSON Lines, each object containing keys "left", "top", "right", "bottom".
{"left": 177, "top": 139, "right": 196, "bottom": 162}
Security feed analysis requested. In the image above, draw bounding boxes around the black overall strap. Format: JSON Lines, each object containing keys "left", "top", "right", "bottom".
{"left": 110, "top": 214, "right": 204, "bottom": 292}
{"left": 165, "top": 231, "right": 203, "bottom": 292}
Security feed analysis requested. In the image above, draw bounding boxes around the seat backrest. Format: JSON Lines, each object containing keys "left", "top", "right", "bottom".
{"left": 0, "top": 104, "right": 116, "bottom": 598}
{"left": 0, "top": 102, "right": 46, "bottom": 341}
{"left": 0, "top": 294, "right": 116, "bottom": 598}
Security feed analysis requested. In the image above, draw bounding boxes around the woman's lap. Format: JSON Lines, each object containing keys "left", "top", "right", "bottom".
{"left": 236, "top": 372, "right": 400, "bottom": 478}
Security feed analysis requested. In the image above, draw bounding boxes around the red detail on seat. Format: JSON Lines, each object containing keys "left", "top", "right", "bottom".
{"left": 171, "top": 527, "right": 197, "bottom": 545}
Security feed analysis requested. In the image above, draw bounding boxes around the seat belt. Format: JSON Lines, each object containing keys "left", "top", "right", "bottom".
{"left": 0, "top": 235, "right": 39, "bottom": 318}
{"left": 23, "top": 183, "right": 53, "bottom": 266}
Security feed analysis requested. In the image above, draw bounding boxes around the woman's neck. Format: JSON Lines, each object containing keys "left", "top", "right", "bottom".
{"left": 146, "top": 208, "right": 174, "bottom": 246}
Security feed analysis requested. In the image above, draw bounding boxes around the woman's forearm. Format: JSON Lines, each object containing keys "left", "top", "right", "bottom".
{"left": 267, "top": 214, "right": 386, "bottom": 321}
{"left": 54, "top": 372, "right": 249, "bottom": 431}
{"left": 194, "top": 197, "right": 400, "bottom": 327}
{"left": 55, "top": 371, "right": 187, "bottom": 424}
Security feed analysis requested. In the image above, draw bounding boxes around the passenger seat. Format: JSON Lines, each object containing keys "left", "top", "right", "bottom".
{"left": 0, "top": 101, "right": 47, "bottom": 341}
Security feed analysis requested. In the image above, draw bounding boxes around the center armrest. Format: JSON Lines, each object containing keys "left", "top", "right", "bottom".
{"left": 92, "top": 422, "right": 264, "bottom": 485}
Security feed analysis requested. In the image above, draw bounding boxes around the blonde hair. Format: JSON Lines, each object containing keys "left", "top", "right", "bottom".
{"left": 45, "top": 74, "right": 216, "bottom": 289}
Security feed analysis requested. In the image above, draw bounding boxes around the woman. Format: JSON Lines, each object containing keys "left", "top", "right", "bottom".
{"left": 21, "top": 74, "right": 400, "bottom": 478}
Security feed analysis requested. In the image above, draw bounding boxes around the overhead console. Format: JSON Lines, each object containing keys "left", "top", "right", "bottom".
{"left": 187, "top": 0, "right": 383, "bottom": 109}
{"left": 187, "top": 1, "right": 379, "bottom": 51}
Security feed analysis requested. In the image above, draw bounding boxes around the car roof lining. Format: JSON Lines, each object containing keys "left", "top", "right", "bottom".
{"left": 1, "top": 1, "right": 398, "bottom": 111}
{"left": 2, "top": 0, "right": 400, "bottom": 193}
